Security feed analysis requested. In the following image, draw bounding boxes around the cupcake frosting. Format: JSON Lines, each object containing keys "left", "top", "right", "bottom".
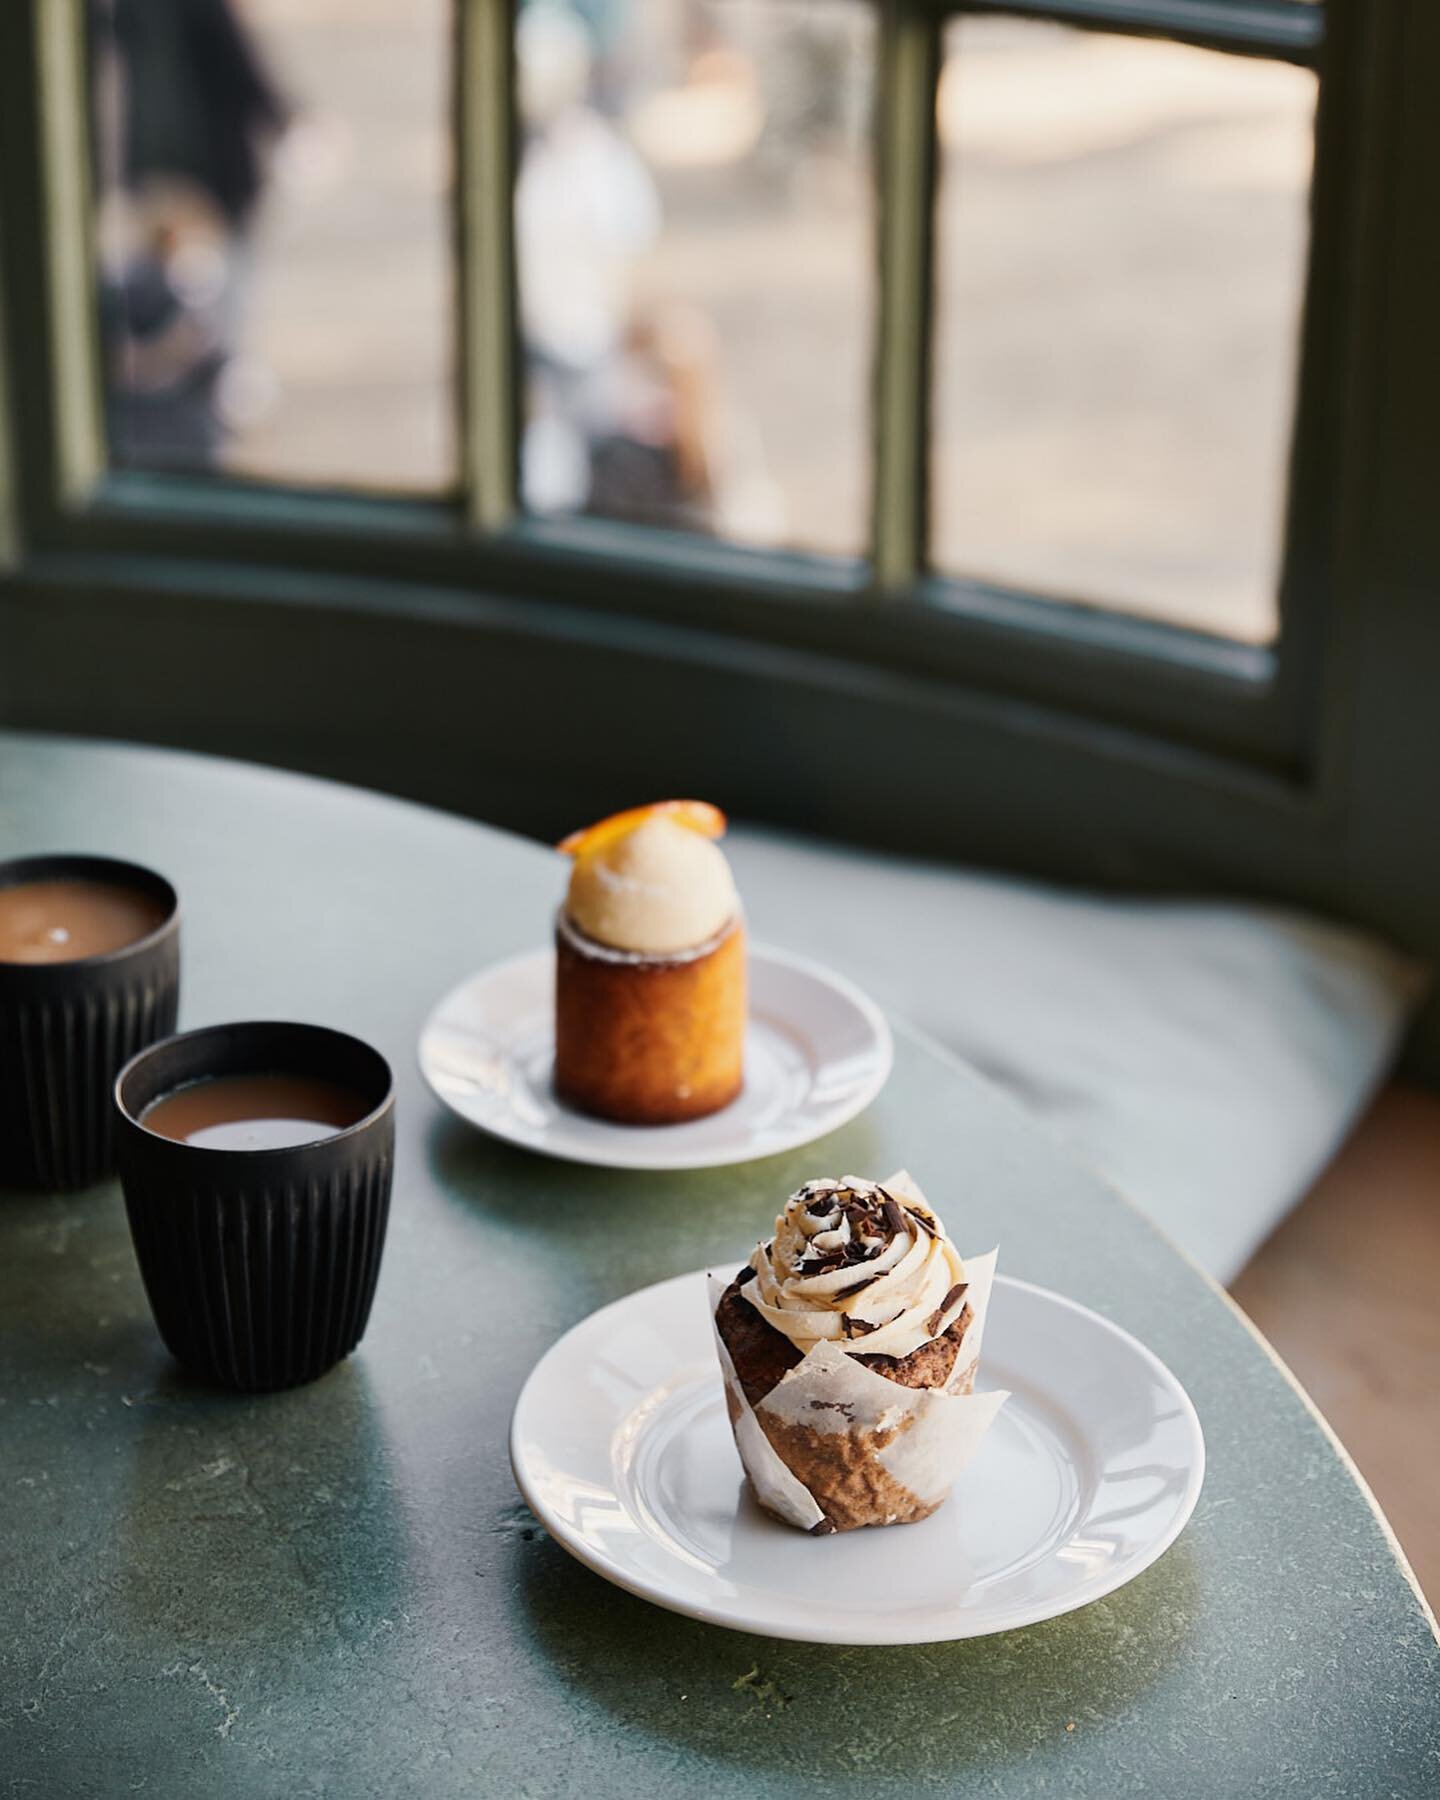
{"left": 741, "top": 1177, "right": 969, "bottom": 1360}
{"left": 565, "top": 815, "right": 737, "bottom": 955}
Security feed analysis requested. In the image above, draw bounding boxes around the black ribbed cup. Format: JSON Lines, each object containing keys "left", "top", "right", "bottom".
{"left": 115, "top": 1021, "right": 395, "bottom": 1391}
{"left": 0, "top": 854, "right": 180, "bottom": 1190}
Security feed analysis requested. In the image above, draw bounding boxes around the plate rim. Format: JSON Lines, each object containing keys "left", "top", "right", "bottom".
{"left": 510, "top": 1268, "right": 1207, "bottom": 1645}
{"left": 417, "top": 940, "right": 895, "bottom": 1171}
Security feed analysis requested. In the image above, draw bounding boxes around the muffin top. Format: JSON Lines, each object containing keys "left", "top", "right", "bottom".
{"left": 740, "top": 1177, "right": 968, "bottom": 1360}
{"left": 564, "top": 813, "right": 737, "bottom": 955}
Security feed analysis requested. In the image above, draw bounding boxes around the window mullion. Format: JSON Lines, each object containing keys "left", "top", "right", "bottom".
{"left": 35, "top": 0, "right": 103, "bottom": 508}
{"left": 0, "top": 243, "right": 16, "bottom": 568}
{"left": 458, "top": 0, "right": 518, "bottom": 532}
{"left": 872, "top": 0, "right": 939, "bottom": 592}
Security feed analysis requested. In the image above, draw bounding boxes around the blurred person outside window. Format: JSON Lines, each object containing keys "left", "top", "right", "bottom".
{"left": 517, "top": 0, "right": 721, "bottom": 528}
{"left": 92, "top": 0, "right": 289, "bottom": 467}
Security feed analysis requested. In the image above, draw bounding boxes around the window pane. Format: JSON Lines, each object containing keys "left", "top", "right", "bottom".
{"left": 92, "top": 0, "right": 455, "bottom": 493}
{"left": 515, "top": 0, "right": 874, "bottom": 557}
{"left": 931, "top": 21, "right": 1317, "bottom": 644}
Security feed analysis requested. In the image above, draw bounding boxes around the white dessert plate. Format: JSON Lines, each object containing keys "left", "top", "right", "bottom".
{"left": 511, "top": 1269, "right": 1205, "bottom": 1645}
{"left": 418, "top": 943, "right": 893, "bottom": 1170}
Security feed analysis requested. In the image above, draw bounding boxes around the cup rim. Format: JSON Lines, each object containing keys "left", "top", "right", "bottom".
{"left": 0, "top": 853, "right": 180, "bottom": 970}
{"left": 115, "top": 1020, "right": 395, "bottom": 1158}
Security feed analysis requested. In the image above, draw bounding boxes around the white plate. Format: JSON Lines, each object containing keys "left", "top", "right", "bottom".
{"left": 418, "top": 943, "right": 893, "bottom": 1170}
{"left": 511, "top": 1269, "right": 1205, "bottom": 1644}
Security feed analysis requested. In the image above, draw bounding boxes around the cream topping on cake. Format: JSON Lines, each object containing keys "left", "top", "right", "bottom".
{"left": 741, "top": 1177, "right": 968, "bottom": 1360}
{"left": 564, "top": 815, "right": 737, "bottom": 954}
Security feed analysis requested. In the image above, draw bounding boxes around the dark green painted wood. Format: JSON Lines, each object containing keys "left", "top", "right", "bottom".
{"left": 951, "top": 0, "right": 1323, "bottom": 64}
{"left": 1333, "top": 12, "right": 1440, "bottom": 1059}
{"left": 33, "top": 0, "right": 104, "bottom": 503}
{"left": 873, "top": 0, "right": 939, "bottom": 588}
{"left": 0, "top": 223, "right": 17, "bottom": 570}
{"left": 457, "top": 0, "right": 520, "bottom": 530}
{"left": 1364, "top": 6, "right": 1440, "bottom": 589}
{"left": 0, "top": 4, "right": 67, "bottom": 540}
{"left": 10, "top": 489, "right": 1296, "bottom": 765}
{"left": 0, "top": 733, "right": 1435, "bottom": 1799}
{"left": 0, "top": 556, "right": 1344, "bottom": 897}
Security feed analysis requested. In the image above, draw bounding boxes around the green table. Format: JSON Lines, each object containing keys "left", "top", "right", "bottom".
{"left": 1, "top": 734, "right": 1436, "bottom": 1798}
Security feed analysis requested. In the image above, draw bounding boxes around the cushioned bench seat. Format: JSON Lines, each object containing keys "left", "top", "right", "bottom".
{"left": 727, "top": 826, "right": 1426, "bottom": 1283}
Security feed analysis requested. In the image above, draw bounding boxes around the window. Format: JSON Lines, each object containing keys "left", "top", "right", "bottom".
{"left": 90, "top": 0, "right": 456, "bottom": 494}
{"left": 13, "top": 0, "right": 1439, "bottom": 1066}
{"left": 930, "top": 18, "right": 1316, "bottom": 644}
{"left": 515, "top": 0, "right": 876, "bottom": 556}
{"left": 4, "top": 0, "right": 1336, "bottom": 743}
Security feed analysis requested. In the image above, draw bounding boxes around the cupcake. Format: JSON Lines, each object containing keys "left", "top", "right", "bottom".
{"left": 711, "top": 1172, "right": 1005, "bottom": 1533}
{"left": 554, "top": 801, "right": 745, "bottom": 1124}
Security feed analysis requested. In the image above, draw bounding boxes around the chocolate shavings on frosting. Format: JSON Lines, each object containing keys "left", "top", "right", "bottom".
{"left": 797, "top": 1237, "right": 878, "bottom": 1276}
{"left": 744, "top": 1177, "right": 966, "bottom": 1362}
{"left": 794, "top": 1182, "right": 940, "bottom": 1297}
{"left": 926, "top": 1281, "right": 969, "bottom": 1336}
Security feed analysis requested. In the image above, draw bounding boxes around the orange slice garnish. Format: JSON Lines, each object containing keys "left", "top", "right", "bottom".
{"left": 557, "top": 800, "right": 727, "bottom": 859}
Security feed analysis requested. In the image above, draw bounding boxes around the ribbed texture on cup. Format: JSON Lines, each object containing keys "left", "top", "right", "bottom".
{"left": 121, "top": 1152, "right": 394, "bottom": 1391}
{"left": 0, "top": 971, "right": 179, "bottom": 1189}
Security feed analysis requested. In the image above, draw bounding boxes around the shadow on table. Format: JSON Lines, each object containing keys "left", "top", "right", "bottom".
{"left": 510, "top": 1528, "right": 1199, "bottom": 1781}
{"left": 0, "top": 1177, "right": 162, "bottom": 1379}
{"left": 108, "top": 1355, "right": 412, "bottom": 1647}
{"left": 2, "top": 1177, "right": 411, "bottom": 1654}
{"left": 425, "top": 1107, "right": 887, "bottom": 1279}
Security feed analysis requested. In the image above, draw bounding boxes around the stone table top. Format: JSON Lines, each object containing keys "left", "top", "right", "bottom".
{"left": 1, "top": 733, "right": 1436, "bottom": 1798}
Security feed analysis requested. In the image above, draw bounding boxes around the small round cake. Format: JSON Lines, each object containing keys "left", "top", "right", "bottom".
{"left": 553, "top": 802, "right": 746, "bottom": 1124}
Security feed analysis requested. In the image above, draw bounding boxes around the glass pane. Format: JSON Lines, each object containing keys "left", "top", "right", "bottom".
{"left": 931, "top": 20, "right": 1317, "bottom": 644}
{"left": 91, "top": 0, "right": 455, "bottom": 493}
{"left": 515, "top": 0, "right": 874, "bottom": 557}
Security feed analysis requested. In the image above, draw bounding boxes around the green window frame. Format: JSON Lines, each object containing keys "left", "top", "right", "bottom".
{"left": 2, "top": 0, "right": 1337, "bottom": 754}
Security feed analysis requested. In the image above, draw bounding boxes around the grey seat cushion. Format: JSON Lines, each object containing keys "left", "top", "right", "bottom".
{"left": 727, "top": 826, "right": 1427, "bottom": 1283}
